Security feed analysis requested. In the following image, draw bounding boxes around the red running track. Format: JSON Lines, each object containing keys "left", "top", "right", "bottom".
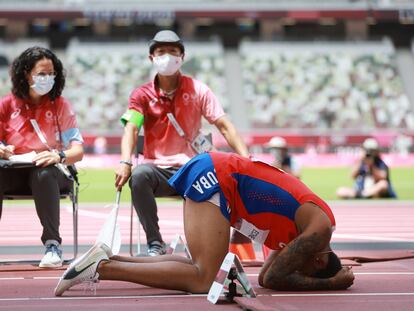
{"left": 1, "top": 200, "right": 414, "bottom": 310}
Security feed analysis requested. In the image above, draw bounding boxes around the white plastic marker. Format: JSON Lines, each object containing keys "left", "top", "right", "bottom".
{"left": 165, "top": 234, "right": 192, "bottom": 259}
{"left": 96, "top": 190, "right": 122, "bottom": 255}
{"left": 207, "top": 252, "right": 256, "bottom": 304}
{"left": 207, "top": 252, "right": 235, "bottom": 304}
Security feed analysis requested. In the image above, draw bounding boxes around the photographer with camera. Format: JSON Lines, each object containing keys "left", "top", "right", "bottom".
{"left": 336, "top": 138, "right": 396, "bottom": 199}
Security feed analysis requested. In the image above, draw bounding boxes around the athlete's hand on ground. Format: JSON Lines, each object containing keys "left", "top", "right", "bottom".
{"left": 0, "top": 144, "right": 15, "bottom": 159}
{"left": 33, "top": 150, "right": 60, "bottom": 167}
{"left": 115, "top": 164, "right": 132, "bottom": 189}
{"left": 332, "top": 266, "right": 355, "bottom": 289}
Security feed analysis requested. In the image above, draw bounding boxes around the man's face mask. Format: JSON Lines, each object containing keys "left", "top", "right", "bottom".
{"left": 152, "top": 54, "right": 183, "bottom": 76}
{"left": 31, "top": 74, "right": 55, "bottom": 96}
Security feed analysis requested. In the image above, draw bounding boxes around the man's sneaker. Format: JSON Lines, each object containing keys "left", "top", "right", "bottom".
{"left": 54, "top": 243, "right": 112, "bottom": 296}
{"left": 39, "top": 241, "right": 63, "bottom": 268}
{"left": 147, "top": 241, "right": 166, "bottom": 256}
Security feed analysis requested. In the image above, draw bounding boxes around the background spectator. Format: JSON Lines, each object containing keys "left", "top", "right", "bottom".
{"left": 336, "top": 138, "right": 397, "bottom": 199}
{"left": 265, "top": 136, "right": 301, "bottom": 178}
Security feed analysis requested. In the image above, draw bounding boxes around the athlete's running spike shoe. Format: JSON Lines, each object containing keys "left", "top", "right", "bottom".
{"left": 54, "top": 243, "right": 112, "bottom": 296}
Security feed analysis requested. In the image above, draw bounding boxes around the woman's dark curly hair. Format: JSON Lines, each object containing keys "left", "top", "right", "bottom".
{"left": 10, "top": 46, "right": 65, "bottom": 100}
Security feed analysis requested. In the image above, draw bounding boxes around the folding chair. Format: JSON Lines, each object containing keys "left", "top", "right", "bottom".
{"left": 0, "top": 163, "right": 79, "bottom": 264}
{"left": 129, "top": 135, "right": 185, "bottom": 256}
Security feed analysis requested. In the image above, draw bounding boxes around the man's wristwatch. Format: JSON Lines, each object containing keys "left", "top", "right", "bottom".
{"left": 58, "top": 150, "right": 66, "bottom": 164}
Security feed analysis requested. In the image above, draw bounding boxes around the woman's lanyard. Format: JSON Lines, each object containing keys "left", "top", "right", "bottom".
{"left": 51, "top": 101, "right": 63, "bottom": 150}
{"left": 27, "top": 101, "right": 63, "bottom": 151}
{"left": 30, "top": 119, "right": 53, "bottom": 151}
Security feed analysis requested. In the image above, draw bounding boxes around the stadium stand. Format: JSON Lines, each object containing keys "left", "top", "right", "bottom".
{"left": 0, "top": 58, "right": 8, "bottom": 98}
{"left": 0, "top": 37, "right": 412, "bottom": 151}
{"left": 63, "top": 39, "right": 227, "bottom": 134}
{"left": 240, "top": 39, "right": 413, "bottom": 130}
{"left": 0, "top": 40, "right": 50, "bottom": 98}
{"left": 64, "top": 40, "right": 152, "bottom": 133}
{"left": 2, "top": 0, "right": 411, "bottom": 10}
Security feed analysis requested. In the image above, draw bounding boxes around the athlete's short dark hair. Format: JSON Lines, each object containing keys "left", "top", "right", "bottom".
{"left": 312, "top": 251, "right": 342, "bottom": 279}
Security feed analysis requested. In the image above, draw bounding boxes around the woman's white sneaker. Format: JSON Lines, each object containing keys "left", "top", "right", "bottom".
{"left": 39, "top": 241, "right": 63, "bottom": 268}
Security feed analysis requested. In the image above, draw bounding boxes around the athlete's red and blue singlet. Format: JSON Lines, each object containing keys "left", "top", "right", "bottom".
{"left": 169, "top": 152, "right": 335, "bottom": 250}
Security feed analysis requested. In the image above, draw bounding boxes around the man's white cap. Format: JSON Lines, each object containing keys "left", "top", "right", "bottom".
{"left": 363, "top": 138, "right": 379, "bottom": 150}
{"left": 266, "top": 136, "right": 287, "bottom": 148}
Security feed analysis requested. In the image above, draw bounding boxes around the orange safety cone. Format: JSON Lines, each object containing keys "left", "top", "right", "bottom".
{"left": 229, "top": 230, "right": 256, "bottom": 262}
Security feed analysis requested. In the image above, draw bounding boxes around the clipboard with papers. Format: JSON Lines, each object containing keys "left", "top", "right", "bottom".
{"left": 0, "top": 151, "right": 36, "bottom": 168}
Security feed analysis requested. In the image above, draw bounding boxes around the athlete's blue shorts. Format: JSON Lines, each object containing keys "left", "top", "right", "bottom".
{"left": 168, "top": 153, "right": 230, "bottom": 220}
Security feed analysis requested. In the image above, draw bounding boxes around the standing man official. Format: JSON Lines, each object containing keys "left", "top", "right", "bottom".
{"left": 115, "top": 30, "right": 249, "bottom": 256}
{"left": 265, "top": 136, "right": 301, "bottom": 179}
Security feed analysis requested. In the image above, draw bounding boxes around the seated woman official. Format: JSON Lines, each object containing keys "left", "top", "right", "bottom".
{"left": 0, "top": 46, "right": 84, "bottom": 268}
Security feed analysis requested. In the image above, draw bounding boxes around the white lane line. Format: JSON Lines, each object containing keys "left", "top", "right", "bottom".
{"left": 2, "top": 271, "right": 414, "bottom": 281}
{"left": 1, "top": 292, "right": 414, "bottom": 302}
{"left": 246, "top": 272, "right": 414, "bottom": 277}
{"left": 333, "top": 233, "right": 414, "bottom": 242}
{"left": 0, "top": 277, "right": 61, "bottom": 281}
{"left": 77, "top": 209, "right": 182, "bottom": 226}
{"left": 354, "top": 272, "right": 414, "bottom": 275}
{"left": 264, "top": 292, "right": 414, "bottom": 297}
{"left": 0, "top": 294, "right": 205, "bottom": 302}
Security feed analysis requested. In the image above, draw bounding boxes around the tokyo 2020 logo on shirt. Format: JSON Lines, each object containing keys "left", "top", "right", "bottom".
{"left": 45, "top": 110, "right": 54, "bottom": 122}
{"left": 182, "top": 92, "right": 196, "bottom": 105}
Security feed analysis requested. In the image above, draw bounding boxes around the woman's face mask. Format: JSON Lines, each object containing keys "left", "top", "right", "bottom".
{"left": 152, "top": 54, "right": 183, "bottom": 76}
{"left": 30, "top": 74, "right": 55, "bottom": 96}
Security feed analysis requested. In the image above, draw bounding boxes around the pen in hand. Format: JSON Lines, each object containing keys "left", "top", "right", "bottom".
{"left": 0, "top": 144, "right": 15, "bottom": 159}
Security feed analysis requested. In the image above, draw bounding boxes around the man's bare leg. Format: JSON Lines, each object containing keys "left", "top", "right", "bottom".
{"left": 97, "top": 199, "right": 230, "bottom": 293}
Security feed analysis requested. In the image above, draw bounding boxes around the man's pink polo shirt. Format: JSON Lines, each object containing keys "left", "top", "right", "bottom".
{"left": 0, "top": 94, "right": 82, "bottom": 154}
{"left": 126, "top": 74, "right": 225, "bottom": 167}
